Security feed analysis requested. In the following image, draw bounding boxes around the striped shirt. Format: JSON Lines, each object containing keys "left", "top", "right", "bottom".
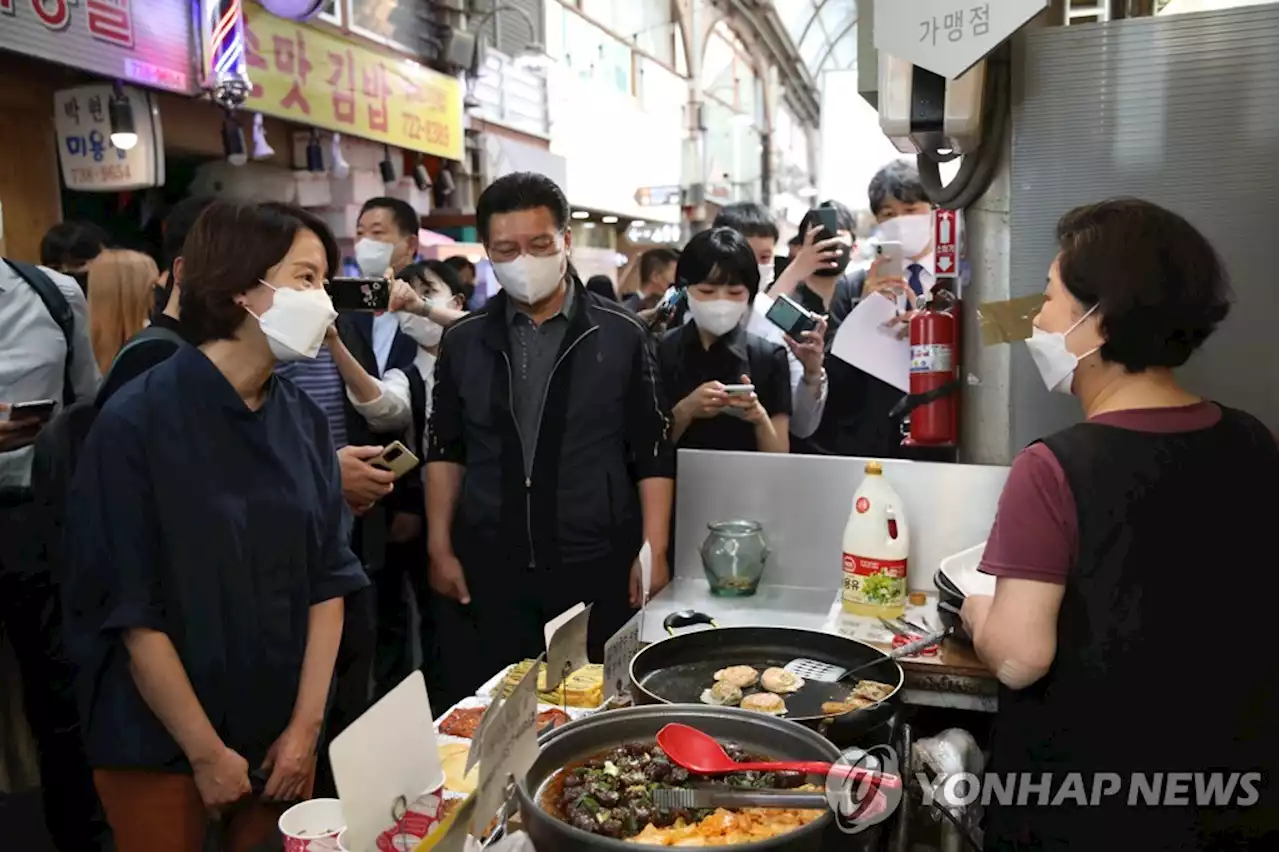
{"left": 276, "top": 347, "right": 347, "bottom": 449}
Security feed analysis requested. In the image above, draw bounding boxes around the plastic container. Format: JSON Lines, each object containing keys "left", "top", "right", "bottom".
{"left": 841, "top": 461, "right": 910, "bottom": 619}
{"left": 937, "top": 542, "right": 994, "bottom": 597}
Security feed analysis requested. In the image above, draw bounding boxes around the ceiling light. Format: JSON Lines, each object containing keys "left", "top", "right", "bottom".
{"left": 379, "top": 144, "right": 396, "bottom": 183}
{"left": 108, "top": 83, "right": 137, "bottom": 151}
{"left": 221, "top": 112, "right": 247, "bottom": 166}
{"left": 583, "top": 221, "right": 596, "bottom": 229}
{"left": 601, "top": 215, "right": 618, "bottom": 224}
{"left": 632, "top": 220, "right": 647, "bottom": 228}
{"left": 571, "top": 210, "right": 590, "bottom": 220}
{"left": 412, "top": 155, "right": 432, "bottom": 192}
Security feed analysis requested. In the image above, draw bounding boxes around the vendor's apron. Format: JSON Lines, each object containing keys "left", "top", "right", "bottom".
{"left": 985, "top": 408, "right": 1277, "bottom": 851}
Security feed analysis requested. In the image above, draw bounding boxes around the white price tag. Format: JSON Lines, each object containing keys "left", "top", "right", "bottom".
{"left": 470, "top": 657, "right": 540, "bottom": 837}
{"left": 544, "top": 602, "right": 593, "bottom": 692}
{"left": 603, "top": 611, "right": 644, "bottom": 702}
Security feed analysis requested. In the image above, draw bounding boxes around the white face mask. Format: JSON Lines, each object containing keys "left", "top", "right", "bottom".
{"left": 757, "top": 263, "right": 775, "bottom": 290}
{"left": 492, "top": 247, "right": 566, "bottom": 304}
{"left": 1024, "top": 304, "right": 1100, "bottom": 395}
{"left": 877, "top": 213, "right": 933, "bottom": 258}
{"left": 687, "top": 297, "right": 748, "bottom": 337}
{"left": 247, "top": 283, "right": 337, "bottom": 362}
{"left": 354, "top": 238, "right": 396, "bottom": 277}
{"left": 398, "top": 307, "right": 444, "bottom": 348}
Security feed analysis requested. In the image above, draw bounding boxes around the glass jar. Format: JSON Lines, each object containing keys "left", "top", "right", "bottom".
{"left": 700, "top": 520, "right": 771, "bottom": 597}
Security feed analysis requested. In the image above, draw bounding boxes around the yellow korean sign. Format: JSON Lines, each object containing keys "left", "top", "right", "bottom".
{"left": 242, "top": 4, "right": 464, "bottom": 161}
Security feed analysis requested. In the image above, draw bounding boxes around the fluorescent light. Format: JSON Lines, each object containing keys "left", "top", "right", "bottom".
{"left": 571, "top": 210, "right": 590, "bottom": 220}
{"left": 601, "top": 215, "right": 618, "bottom": 224}
{"left": 583, "top": 222, "right": 596, "bottom": 229}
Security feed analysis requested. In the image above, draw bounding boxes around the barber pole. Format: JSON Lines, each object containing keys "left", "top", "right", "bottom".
{"left": 197, "top": 0, "right": 251, "bottom": 107}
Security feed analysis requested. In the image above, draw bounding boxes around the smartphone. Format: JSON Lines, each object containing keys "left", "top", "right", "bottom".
{"left": 722, "top": 384, "right": 755, "bottom": 396}
{"left": 327, "top": 277, "right": 390, "bottom": 312}
{"left": 369, "top": 441, "right": 420, "bottom": 480}
{"left": 810, "top": 207, "right": 841, "bottom": 241}
{"left": 773, "top": 254, "right": 792, "bottom": 283}
{"left": 874, "top": 241, "right": 905, "bottom": 280}
{"left": 765, "top": 293, "right": 819, "bottom": 340}
{"left": 7, "top": 399, "right": 56, "bottom": 423}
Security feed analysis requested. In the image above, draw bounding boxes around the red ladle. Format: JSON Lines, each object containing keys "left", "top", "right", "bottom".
{"left": 656, "top": 723, "right": 901, "bottom": 789}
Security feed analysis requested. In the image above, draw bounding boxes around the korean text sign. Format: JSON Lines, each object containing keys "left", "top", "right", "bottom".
{"left": 243, "top": 4, "right": 464, "bottom": 161}
{"left": 54, "top": 84, "right": 165, "bottom": 192}
{"left": 0, "top": 0, "right": 192, "bottom": 93}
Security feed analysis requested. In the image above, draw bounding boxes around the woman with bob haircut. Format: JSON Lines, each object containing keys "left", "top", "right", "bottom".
{"left": 657, "top": 227, "right": 790, "bottom": 453}
{"left": 961, "top": 198, "right": 1276, "bottom": 850}
{"left": 63, "top": 201, "right": 369, "bottom": 851}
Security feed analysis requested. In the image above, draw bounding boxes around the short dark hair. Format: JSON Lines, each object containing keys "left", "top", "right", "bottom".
{"left": 359, "top": 196, "right": 419, "bottom": 238}
{"left": 586, "top": 275, "right": 618, "bottom": 301}
{"left": 475, "top": 172, "right": 570, "bottom": 243}
{"left": 868, "top": 161, "right": 929, "bottom": 216}
{"left": 179, "top": 201, "right": 341, "bottom": 346}
{"left": 1055, "top": 198, "right": 1231, "bottom": 372}
{"left": 676, "top": 227, "right": 761, "bottom": 302}
{"left": 442, "top": 255, "right": 475, "bottom": 275}
{"left": 162, "top": 196, "right": 216, "bottom": 273}
{"left": 640, "top": 248, "right": 680, "bottom": 285}
{"left": 713, "top": 203, "right": 780, "bottom": 242}
{"left": 400, "top": 259, "right": 468, "bottom": 300}
{"left": 40, "top": 221, "right": 107, "bottom": 269}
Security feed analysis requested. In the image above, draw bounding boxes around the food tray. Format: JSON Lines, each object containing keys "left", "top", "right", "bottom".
{"left": 938, "top": 542, "right": 994, "bottom": 598}
{"left": 474, "top": 664, "right": 607, "bottom": 713}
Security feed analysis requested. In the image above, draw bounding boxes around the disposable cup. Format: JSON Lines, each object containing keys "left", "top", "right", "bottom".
{"left": 279, "top": 797, "right": 346, "bottom": 852}
{"left": 375, "top": 782, "right": 447, "bottom": 852}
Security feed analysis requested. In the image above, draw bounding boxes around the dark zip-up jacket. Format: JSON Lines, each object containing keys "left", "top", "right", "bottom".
{"left": 427, "top": 280, "right": 674, "bottom": 569}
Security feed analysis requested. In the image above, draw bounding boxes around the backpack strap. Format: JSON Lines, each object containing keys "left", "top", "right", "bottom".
{"left": 107, "top": 325, "right": 186, "bottom": 372}
{"left": 4, "top": 259, "right": 75, "bottom": 405}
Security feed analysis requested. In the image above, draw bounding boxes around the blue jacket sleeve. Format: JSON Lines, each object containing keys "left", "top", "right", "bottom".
{"left": 311, "top": 429, "right": 371, "bottom": 605}
{"left": 63, "top": 408, "right": 166, "bottom": 638}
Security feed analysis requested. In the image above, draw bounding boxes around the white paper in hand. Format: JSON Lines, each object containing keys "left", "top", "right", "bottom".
{"left": 471, "top": 659, "right": 540, "bottom": 837}
{"left": 829, "top": 294, "right": 911, "bottom": 392}
{"left": 328, "top": 672, "right": 442, "bottom": 852}
{"left": 603, "top": 611, "right": 644, "bottom": 703}
{"left": 544, "top": 602, "right": 592, "bottom": 691}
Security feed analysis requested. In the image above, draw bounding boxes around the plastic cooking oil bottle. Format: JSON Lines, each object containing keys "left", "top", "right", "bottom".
{"left": 842, "top": 461, "right": 909, "bottom": 619}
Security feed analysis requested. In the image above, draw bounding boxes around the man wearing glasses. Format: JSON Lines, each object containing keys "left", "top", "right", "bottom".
{"left": 423, "top": 172, "right": 675, "bottom": 708}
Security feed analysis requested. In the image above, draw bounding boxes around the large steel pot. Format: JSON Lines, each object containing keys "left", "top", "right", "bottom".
{"left": 515, "top": 704, "right": 841, "bottom": 852}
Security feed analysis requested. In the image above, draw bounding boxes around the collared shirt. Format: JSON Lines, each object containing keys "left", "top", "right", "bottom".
{"left": 62, "top": 345, "right": 368, "bottom": 771}
{"left": 277, "top": 347, "right": 349, "bottom": 449}
{"left": 506, "top": 283, "right": 575, "bottom": 475}
{"left": 0, "top": 262, "right": 100, "bottom": 489}
{"left": 658, "top": 322, "right": 791, "bottom": 453}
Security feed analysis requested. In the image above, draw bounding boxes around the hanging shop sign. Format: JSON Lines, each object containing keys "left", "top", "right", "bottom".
{"left": 242, "top": 3, "right": 464, "bottom": 161}
{"left": 0, "top": 0, "right": 193, "bottom": 93}
{"left": 54, "top": 84, "right": 166, "bottom": 191}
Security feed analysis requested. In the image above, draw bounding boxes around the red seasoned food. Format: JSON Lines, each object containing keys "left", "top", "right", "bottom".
{"left": 439, "top": 706, "right": 486, "bottom": 738}
{"left": 536, "top": 708, "right": 571, "bottom": 730}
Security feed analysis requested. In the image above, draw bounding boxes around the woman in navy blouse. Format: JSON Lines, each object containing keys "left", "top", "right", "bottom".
{"left": 63, "top": 201, "right": 369, "bottom": 851}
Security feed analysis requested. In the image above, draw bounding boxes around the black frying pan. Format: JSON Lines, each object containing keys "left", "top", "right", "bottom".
{"left": 629, "top": 611, "right": 903, "bottom": 745}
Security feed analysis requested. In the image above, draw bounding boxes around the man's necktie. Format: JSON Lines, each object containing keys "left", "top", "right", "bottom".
{"left": 907, "top": 263, "right": 924, "bottom": 297}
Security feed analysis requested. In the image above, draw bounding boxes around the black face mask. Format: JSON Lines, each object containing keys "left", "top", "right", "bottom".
{"left": 153, "top": 261, "right": 177, "bottom": 316}
{"left": 812, "top": 246, "right": 851, "bottom": 278}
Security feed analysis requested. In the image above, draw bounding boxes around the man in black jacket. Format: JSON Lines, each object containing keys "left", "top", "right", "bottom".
{"left": 426, "top": 172, "right": 675, "bottom": 707}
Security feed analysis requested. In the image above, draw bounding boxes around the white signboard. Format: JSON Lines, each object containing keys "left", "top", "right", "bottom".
{"left": 873, "top": 0, "right": 1048, "bottom": 80}
{"left": 54, "top": 85, "right": 165, "bottom": 192}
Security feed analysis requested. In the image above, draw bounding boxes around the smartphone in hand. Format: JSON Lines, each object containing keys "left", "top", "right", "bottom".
{"left": 6, "top": 399, "right": 56, "bottom": 423}
{"left": 327, "top": 277, "right": 391, "bottom": 312}
{"left": 810, "top": 207, "right": 841, "bottom": 242}
{"left": 368, "top": 441, "right": 420, "bottom": 479}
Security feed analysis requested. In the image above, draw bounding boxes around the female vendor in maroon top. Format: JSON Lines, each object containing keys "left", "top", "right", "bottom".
{"left": 961, "top": 198, "right": 1276, "bottom": 851}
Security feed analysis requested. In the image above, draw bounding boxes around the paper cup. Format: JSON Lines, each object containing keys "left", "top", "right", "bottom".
{"left": 375, "top": 783, "right": 447, "bottom": 852}
{"left": 279, "top": 798, "right": 346, "bottom": 852}
{"left": 337, "top": 828, "right": 353, "bottom": 852}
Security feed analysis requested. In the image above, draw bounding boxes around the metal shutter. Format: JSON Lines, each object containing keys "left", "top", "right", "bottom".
{"left": 1008, "top": 4, "right": 1278, "bottom": 451}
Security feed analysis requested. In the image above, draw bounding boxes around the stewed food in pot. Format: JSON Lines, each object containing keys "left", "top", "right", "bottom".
{"left": 539, "top": 741, "right": 818, "bottom": 843}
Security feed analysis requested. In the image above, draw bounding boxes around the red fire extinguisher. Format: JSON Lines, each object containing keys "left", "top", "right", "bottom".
{"left": 900, "top": 290, "right": 960, "bottom": 447}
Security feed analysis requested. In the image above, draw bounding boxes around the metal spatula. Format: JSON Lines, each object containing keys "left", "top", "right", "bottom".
{"left": 784, "top": 627, "right": 952, "bottom": 684}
